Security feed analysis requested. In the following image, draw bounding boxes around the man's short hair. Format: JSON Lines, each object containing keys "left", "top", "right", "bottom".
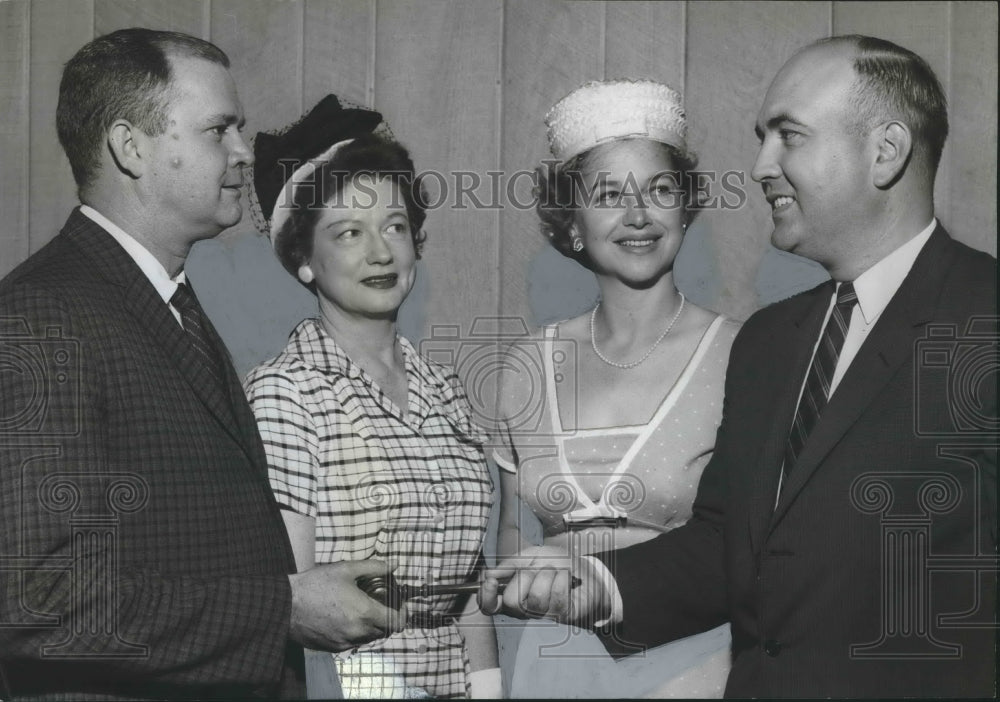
{"left": 56, "top": 28, "right": 230, "bottom": 191}
{"left": 816, "top": 35, "right": 949, "bottom": 173}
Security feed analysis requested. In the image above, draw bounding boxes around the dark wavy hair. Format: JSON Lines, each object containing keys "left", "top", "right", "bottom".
{"left": 273, "top": 133, "right": 428, "bottom": 287}
{"left": 57, "top": 28, "right": 230, "bottom": 193}
{"left": 533, "top": 139, "right": 699, "bottom": 269}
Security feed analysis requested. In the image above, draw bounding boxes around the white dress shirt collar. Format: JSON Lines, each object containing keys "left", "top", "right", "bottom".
{"left": 849, "top": 219, "right": 937, "bottom": 325}
{"left": 79, "top": 205, "right": 186, "bottom": 303}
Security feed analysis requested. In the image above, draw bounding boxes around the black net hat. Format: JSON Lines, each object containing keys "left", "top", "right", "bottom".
{"left": 249, "top": 94, "right": 384, "bottom": 237}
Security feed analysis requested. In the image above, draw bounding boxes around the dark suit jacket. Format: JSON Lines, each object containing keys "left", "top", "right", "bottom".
{"left": 599, "top": 226, "right": 997, "bottom": 697}
{"left": 0, "top": 209, "right": 304, "bottom": 699}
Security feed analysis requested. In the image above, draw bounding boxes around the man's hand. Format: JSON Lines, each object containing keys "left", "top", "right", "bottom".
{"left": 288, "top": 560, "right": 405, "bottom": 652}
{"left": 478, "top": 546, "right": 611, "bottom": 629}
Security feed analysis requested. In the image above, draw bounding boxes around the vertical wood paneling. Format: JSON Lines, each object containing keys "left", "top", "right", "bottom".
{"left": 303, "top": 0, "right": 373, "bottom": 110}
{"left": 0, "top": 0, "right": 30, "bottom": 278}
{"left": 28, "top": 0, "right": 94, "bottom": 253}
{"left": 3, "top": 0, "right": 996, "bottom": 373}
{"left": 832, "top": 1, "right": 953, "bottom": 229}
{"left": 949, "top": 1, "right": 997, "bottom": 255}
{"left": 500, "top": 0, "right": 605, "bottom": 326}
{"left": 604, "top": 0, "right": 685, "bottom": 89}
{"left": 373, "top": 0, "right": 502, "bottom": 341}
{"left": 606, "top": 1, "right": 709, "bottom": 314}
{"left": 95, "top": 0, "right": 207, "bottom": 37}
{"left": 195, "top": 0, "right": 310, "bottom": 373}
{"left": 210, "top": 0, "right": 304, "bottom": 142}
{"left": 687, "top": 1, "right": 830, "bottom": 318}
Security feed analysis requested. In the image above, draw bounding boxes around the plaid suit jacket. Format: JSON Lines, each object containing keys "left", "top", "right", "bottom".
{"left": 599, "top": 226, "right": 997, "bottom": 697}
{"left": 0, "top": 209, "right": 304, "bottom": 699}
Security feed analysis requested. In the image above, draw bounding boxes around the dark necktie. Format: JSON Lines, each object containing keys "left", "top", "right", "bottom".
{"left": 170, "top": 282, "right": 228, "bottom": 387}
{"left": 784, "top": 282, "right": 858, "bottom": 474}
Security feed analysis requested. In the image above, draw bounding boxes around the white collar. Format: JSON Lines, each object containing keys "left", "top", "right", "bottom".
{"left": 80, "top": 205, "right": 186, "bottom": 301}
{"left": 849, "top": 220, "right": 936, "bottom": 324}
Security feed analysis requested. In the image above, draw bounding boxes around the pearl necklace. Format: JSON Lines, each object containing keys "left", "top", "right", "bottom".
{"left": 590, "top": 293, "right": 686, "bottom": 369}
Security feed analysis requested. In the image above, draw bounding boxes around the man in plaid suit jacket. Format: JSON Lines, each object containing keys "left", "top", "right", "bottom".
{"left": 0, "top": 28, "right": 401, "bottom": 699}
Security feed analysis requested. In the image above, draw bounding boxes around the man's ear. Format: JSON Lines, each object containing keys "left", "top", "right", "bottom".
{"left": 107, "top": 119, "right": 145, "bottom": 179}
{"left": 872, "top": 120, "right": 912, "bottom": 188}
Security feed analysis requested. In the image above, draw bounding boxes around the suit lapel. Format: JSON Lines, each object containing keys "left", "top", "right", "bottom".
{"left": 64, "top": 210, "right": 257, "bottom": 462}
{"left": 746, "top": 282, "right": 833, "bottom": 555}
{"left": 196, "top": 299, "right": 272, "bottom": 476}
{"left": 771, "top": 226, "right": 955, "bottom": 526}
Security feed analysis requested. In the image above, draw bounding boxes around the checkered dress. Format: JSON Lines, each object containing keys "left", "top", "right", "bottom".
{"left": 244, "top": 319, "right": 493, "bottom": 699}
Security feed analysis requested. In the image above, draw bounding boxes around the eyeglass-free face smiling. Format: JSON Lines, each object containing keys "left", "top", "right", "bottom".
{"left": 571, "top": 138, "right": 687, "bottom": 289}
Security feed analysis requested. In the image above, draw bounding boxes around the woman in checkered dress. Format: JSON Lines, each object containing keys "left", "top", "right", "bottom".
{"left": 244, "top": 97, "right": 499, "bottom": 699}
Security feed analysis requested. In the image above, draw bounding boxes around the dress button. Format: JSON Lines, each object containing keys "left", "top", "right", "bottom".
{"left": 764, "top": 639, "right": 782, "bottom": 657}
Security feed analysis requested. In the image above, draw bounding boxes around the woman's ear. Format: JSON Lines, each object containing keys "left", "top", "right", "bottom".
{"left": 297, "top": 264, "right": 315, "bottom": 285}
{"left": 568, "top": 222, "right": 585, "bottom": 252}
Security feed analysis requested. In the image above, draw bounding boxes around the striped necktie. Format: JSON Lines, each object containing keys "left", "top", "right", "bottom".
{"left": 784, "top": 282, "right": 858, "bottom": 474}
{"left": 170, "top": 282, "right": 227, "bottom": 387}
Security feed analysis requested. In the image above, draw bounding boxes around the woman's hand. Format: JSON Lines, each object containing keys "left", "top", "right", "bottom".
{"left": 478, "top": 545, "right": 611, "bottom": 628}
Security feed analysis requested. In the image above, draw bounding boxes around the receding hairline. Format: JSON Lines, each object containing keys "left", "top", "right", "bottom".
{"left": 791, "top": 34, "right": 948, "bottom": 174}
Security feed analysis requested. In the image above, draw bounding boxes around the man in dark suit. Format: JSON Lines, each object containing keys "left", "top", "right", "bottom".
{"left": 0, "top": 28, "right": 402, "bottom": 699}
{"left": 482, "top": 35, "right": 997, "bottom": 697}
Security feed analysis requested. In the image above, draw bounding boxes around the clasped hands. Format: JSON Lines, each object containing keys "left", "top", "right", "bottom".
{"left": 285, "top": 546, "right": 613, "bottom": 652}
{"left": 477, "top": 546, "right": 612, "bottom": 628}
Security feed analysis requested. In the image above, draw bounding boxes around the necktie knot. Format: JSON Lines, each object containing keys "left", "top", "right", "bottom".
{"left": 836, "top": 281, "right": 858, "bottom": 307}
{"left": 171, "top": 282, "right": 198, "bottom": 314}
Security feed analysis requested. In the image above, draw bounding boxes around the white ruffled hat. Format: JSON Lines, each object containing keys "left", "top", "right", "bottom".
{"left": 544, "top": 79, "right": 687, "bottom": 161}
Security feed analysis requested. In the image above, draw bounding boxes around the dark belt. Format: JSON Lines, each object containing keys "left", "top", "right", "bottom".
{"left": 406, "top": 611, "right": 459, "bottom": 630}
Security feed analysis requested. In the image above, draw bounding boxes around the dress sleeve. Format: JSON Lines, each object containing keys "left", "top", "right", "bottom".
{"left": 490, "top": 412, "right": 518, "bottom": 474}
{"left": 245, "top": 367, "right": 320, "bottom": 518}
{"left": 491, "top": 444, "right": 517, "bottom": 474}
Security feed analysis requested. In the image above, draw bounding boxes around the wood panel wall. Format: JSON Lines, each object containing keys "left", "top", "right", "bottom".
{"left": 1, "top": 0, "right": 996, "bottom": 377}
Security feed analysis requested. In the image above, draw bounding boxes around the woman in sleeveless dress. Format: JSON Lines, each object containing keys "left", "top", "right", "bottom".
{"left": 491, "top": 80, "right": 738, "bottom": 698}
